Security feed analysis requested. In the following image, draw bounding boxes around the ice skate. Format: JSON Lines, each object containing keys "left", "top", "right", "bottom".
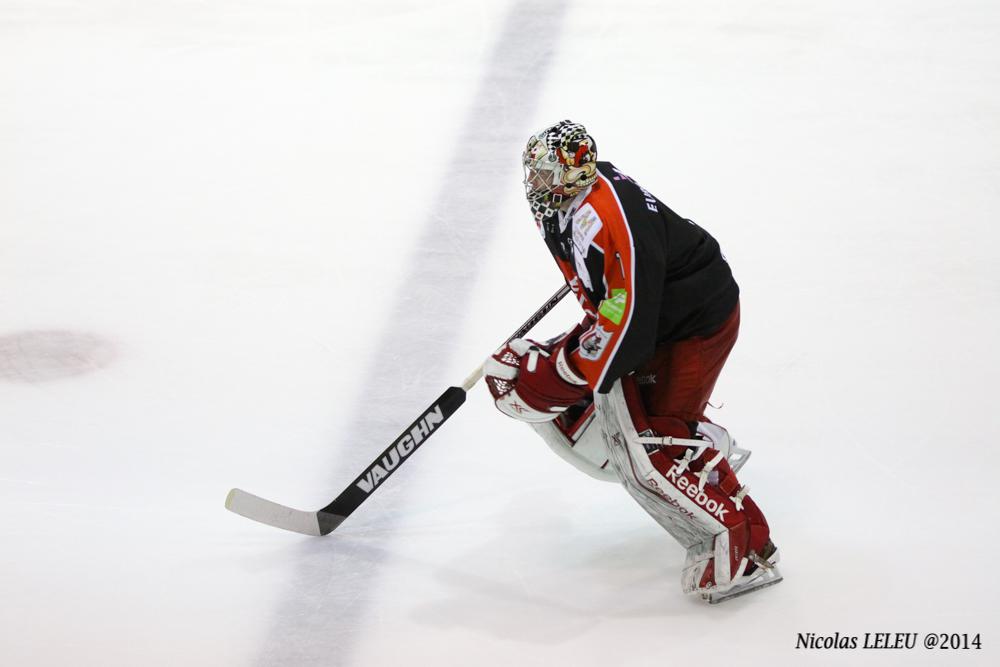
{"left": 686, "top": 539, "right": 783, "bottom": 604}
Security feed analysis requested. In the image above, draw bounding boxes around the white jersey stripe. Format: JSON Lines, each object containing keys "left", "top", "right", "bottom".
{"left": 595, "top": 171, "right": 637, "bottom": 393}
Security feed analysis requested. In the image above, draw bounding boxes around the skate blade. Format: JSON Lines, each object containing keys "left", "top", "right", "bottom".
{"left": 705, "top": 567, "right": 783, "bottom": 605}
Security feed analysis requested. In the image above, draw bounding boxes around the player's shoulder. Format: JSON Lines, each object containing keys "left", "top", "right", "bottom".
{"left": 594, "top": 161, "right": 653, "bottom": 203}
{"left": 562, "top": 185, "right": 625, "bottom": 258}
{"left": 592, "top": 161, "right": 677, "bottom": 224}
{"left": 596, "top": 160, "right": 621, "bottom": 180}
{"left": 574, "top": 163, "right": 627, "bottom": 221}
{"left": 595, "top": 161, "right": 634, "bottom": 190}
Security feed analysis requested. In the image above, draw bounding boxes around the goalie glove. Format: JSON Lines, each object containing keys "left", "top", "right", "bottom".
{"left": 484, "top": 338, "right": 590, "bottom": 423}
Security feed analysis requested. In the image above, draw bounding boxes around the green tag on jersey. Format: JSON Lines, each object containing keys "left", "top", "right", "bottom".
{"left": 599, "top": 289, "right": 628, "bottom": 325}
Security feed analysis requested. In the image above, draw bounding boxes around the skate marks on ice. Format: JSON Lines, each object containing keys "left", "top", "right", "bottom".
{"left": 0, "top": 330, "right": 116, "bottom": 383}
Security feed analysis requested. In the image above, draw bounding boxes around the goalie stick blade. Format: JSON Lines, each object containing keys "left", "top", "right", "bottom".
{"left": 225, "top": 488, "right": 346, "bottom": 536}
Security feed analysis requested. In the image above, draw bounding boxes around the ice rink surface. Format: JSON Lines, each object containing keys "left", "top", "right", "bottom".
{"left": 2, "top": 0, "right": 999, "bottom": 664}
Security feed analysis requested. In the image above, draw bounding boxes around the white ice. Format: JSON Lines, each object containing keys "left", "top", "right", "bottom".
{"left": 2, "top": 1, "right": 999, "bottom": 665}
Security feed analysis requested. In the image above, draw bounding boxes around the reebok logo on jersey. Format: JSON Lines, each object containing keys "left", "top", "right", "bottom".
{"left": 355, "top": 405, "right": 445, "bottom": 494}
{"left": 665, "top": 462, "right": 729, "bottom": 521}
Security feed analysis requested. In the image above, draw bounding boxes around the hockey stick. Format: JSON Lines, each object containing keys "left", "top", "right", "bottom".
{"left": 225, "top": 284, "right": 571, "bottom": 536}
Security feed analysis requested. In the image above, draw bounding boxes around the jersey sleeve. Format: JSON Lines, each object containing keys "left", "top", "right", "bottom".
{"left": 567, "top": 183, "right": 666, "bottom": 394}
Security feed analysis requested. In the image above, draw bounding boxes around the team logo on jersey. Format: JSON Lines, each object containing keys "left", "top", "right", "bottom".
{"left": 579, "top": 324, "right": 612, "bottom": 361}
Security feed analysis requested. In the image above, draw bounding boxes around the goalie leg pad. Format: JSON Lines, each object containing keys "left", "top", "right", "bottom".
{"left": 597, "top": 377, "right": 779, "bottom": 601}
{"left": 530, "top": 400, "right": 618, "bottom": 482}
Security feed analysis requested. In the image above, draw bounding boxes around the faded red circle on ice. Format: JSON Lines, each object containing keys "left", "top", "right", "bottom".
{"left": 0, "top": 330, "right": 116, "bottom": 383}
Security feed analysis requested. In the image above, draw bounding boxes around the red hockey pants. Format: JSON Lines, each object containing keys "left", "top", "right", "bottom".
{"left": 634, "top": 301, "right": 740, "bottom": 438}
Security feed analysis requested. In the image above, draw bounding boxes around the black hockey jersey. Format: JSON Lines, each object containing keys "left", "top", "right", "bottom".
{"left": 543, "top": 162, "right": 739, "bottom": 393}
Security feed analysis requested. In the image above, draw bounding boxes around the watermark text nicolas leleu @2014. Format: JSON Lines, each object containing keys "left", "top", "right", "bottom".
{"left": 796, "top": 633, "right": 982, "bottom": 651}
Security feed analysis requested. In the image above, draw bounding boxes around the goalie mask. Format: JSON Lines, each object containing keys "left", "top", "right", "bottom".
{"left": 523, "top": 120, "right": 599, "bottom": 231}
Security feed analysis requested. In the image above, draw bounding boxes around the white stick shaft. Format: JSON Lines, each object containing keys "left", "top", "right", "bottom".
{"left": 460, "top": 364, "right": 484, "bottom": 392}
